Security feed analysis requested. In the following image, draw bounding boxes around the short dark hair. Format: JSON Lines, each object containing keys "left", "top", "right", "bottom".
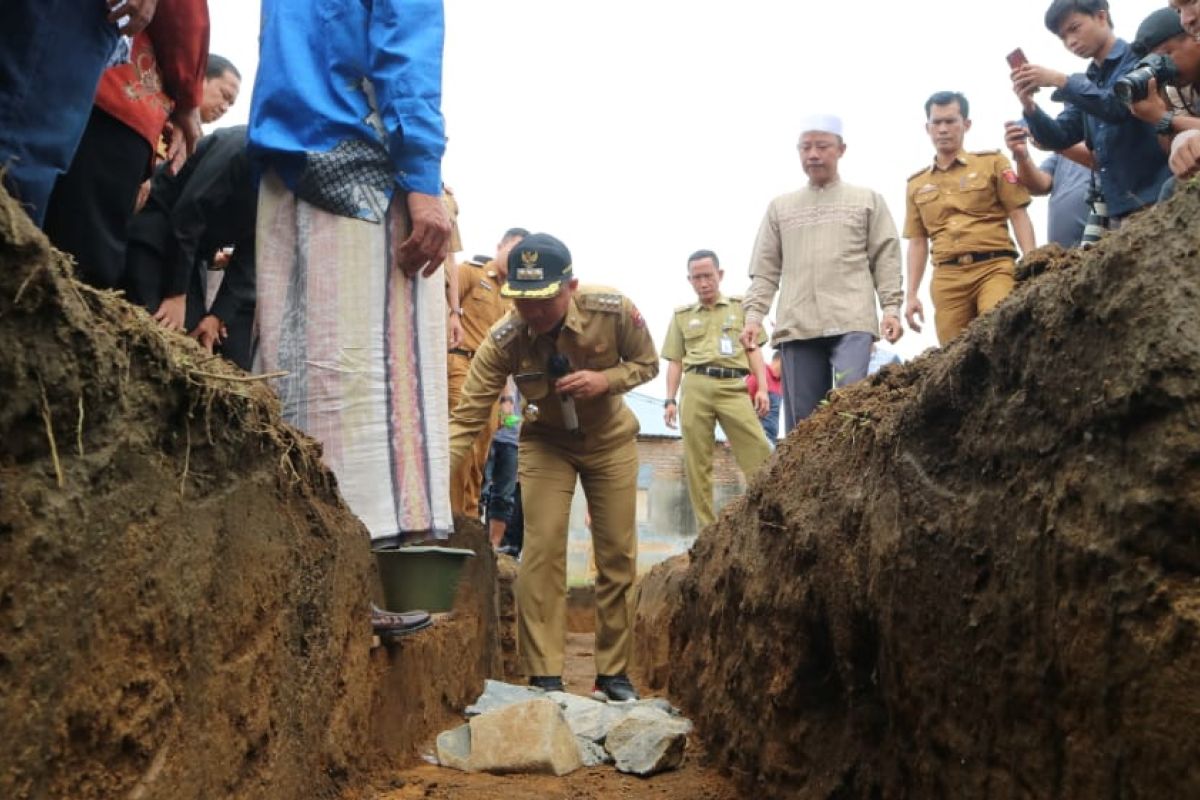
{"left": 924, "top": 91, "right": 970, "bottom": 120}
{"left": 205, "top": 53, "right": 241, "bottom": 80}
{"left": 502, "top": 227, "right": 530, "bottom": 241}
{"left": 1044, "top": 0, "right": 1112, "bottom": 35}
{"left": 686, "top": 249, "right": 720, "bottom": 270}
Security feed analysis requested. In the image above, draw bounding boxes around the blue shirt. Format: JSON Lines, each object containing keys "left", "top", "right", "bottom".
{"left": 1040, "top": 153, "right": 1091, "bottom": 248}
{"left": 248, "top": 0, "right": 446, "bottom": 219}
{"left": 1024, "top": 39, "right": 1170, "bottom": 218}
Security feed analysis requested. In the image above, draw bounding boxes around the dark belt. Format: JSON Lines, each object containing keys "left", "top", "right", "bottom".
{"left": 937, "top": 250, "right": 1018, "bottom": 267}
{"left": 686, "top": 365, "right": 749, "bottom": 379}
{"left": 448, "top": 347, "right": 475, "bottom": 359}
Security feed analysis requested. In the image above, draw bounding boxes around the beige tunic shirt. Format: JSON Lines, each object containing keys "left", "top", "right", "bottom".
{"left": 744, "top": 180, "right": 903, "bottom": 345}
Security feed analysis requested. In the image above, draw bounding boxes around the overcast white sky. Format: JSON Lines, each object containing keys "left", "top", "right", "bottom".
{"left": 208, "top": 0, "right": 1169, "bottom": 396}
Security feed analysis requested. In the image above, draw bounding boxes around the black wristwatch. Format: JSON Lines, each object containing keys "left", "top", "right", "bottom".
{"left": 1157, "top": 110, "right": 1177, "bottom": 136}
{"left": 664, "top": 398, "right": 677, "bottom": 408}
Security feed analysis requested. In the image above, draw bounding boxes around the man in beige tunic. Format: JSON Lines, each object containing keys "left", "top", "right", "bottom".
{"left": 740, "top": 114, "right": 904, "bottom": 433}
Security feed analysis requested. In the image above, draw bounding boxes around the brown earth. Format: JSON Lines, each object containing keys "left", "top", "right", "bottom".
{"left": 0, "top": 188, "right": 497, "bottom": 799}
{"left": 669, "top": 182, "right": 1200, "bottom": 797}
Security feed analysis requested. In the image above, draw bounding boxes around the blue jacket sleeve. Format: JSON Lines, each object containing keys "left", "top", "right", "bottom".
{"left": 1051, "top": 73, "right": 1133, "bottom": 124}
{"left": 1024, "top": 103, "right": 1084, "bottom": 152}
{"left": 369, "top": 0, "right": 446, "bottom": 196}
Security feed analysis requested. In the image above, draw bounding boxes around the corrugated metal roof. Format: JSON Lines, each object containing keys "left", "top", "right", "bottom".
{"left": 625, "top": 390, "right": 728, "bottom": 442}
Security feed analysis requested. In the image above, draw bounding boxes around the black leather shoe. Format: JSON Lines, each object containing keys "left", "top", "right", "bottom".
{"left": 529, "top": 675, "right": 565, "bottom": 692}
{"left": 592, "top": 673, "right": 639, "bottom": 703}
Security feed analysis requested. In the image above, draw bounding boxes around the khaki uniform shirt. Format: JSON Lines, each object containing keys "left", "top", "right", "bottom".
{"left": 449, "top": 286, "right": 659, "bottom": 467}
{"left": 744, "top": 180, "right": 903, "bottom": 345}
{"left": 454, "top": 258, "right": 510, "bottom": 352}
{"left": 661, "top": 295, "right": 764, "bottom": 369}
{"left": 903, "top": 150, "right": 1031, "bottom": 265}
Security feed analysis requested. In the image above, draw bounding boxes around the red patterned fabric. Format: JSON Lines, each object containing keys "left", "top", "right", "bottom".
{"left": 94, "top": 1, "right": 209, "bottom": 149}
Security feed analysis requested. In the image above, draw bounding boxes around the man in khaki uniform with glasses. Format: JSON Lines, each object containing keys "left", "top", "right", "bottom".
{"left": 662, "top": 249, "right": 771, "bottom": 531}
{"left": 905, "top": 91, "right": 1035, "bottom": 345}
{"left": 448, "top": 232, "right": 658, "bottom": 703}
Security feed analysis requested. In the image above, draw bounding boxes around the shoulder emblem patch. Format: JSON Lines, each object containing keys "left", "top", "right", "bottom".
{"left": 1002, "top": 168, "right": 1019, "bottom": 184}
{"left": 491, "top": 317, "right": 520, "bottom": 346}
{"left": 579, "top": 292, "right": 623, "bottom": 314}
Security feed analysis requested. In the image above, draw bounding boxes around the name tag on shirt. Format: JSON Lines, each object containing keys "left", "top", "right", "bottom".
{"left": 719, "top": 335, "right": 734, "bottom": 356}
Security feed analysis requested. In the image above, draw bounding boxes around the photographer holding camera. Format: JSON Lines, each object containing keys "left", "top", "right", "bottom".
{"left": 1011, "top": 0, "right": 1171, "bottom": 225}
{"left": 1126, "top": 8, "right": 1200, "bottom": 186}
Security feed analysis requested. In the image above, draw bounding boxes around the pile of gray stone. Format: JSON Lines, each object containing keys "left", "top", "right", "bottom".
{"left": 435, "top": 680, "right": 693, "bottom": 777}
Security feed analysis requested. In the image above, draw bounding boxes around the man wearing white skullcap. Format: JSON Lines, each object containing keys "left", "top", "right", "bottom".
{"left": 741, "top": 113, "right": 904, "bottom": 433}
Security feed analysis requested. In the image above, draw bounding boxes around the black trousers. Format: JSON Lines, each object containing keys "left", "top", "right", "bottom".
{"left": 43, "top": 107, "right": 150, "bottom": 290}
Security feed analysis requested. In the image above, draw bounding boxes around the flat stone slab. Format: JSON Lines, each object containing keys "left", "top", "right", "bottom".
{"left": 439, "top": 697, "right": 582, "bottom": 776}
{"left": 464, "top": 679, "right": 543, "bottom": 716}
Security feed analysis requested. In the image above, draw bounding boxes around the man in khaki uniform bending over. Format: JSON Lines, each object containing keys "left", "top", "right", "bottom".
{"left": 662, "top": 249, "right": 771, "bottom": 530}
{"left": 448, "top": 233, "right": 658, "bottom": 702}
{"left": 905, "top": 91, "right": 1035, "bottom": 345}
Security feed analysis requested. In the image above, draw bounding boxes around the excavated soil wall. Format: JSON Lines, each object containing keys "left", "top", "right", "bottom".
{"left": 0, "top": 189, "right": 497, "bottom": 799}
{"left": 670, "top": 183, "right": 1200, "bottom": 798}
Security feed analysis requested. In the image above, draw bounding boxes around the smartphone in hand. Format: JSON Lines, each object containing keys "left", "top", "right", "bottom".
{"left": 1006, "top": 48, "right": 1028, "bottom": 69}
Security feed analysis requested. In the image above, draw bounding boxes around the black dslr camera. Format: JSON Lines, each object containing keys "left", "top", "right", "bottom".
{"left": 1114, "top": 53, "right": 1179, "bottom": 105}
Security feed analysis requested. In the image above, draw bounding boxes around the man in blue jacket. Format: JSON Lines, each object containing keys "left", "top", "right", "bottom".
{"left": 1011, "top": 0, "right": 1171, "bottom": 224}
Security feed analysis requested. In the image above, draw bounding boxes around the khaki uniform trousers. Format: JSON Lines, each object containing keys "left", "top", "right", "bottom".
{"left": 448, "top": 353, "right": 497, "bottom": 516}
{"left": 681, "top": 373, "right": 772, "bottom": 529}
{"left": 931, "top": 257, "right": 1015, "bottom": 345}
{"left": 516, "top": 432, "right": 638, "bottom": 677}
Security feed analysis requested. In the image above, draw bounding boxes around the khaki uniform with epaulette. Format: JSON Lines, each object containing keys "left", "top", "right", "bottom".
{"left": 661, "top": 295, "right": 771, "bottom": 529}
{"left": 904, "top": 150, "right": 1031, "bottom": 344}
{"left": 449, "top": 235, "right": 658, "bottom": 680}
{"left": 447, "top": 254, "right": 511, "bottom": 515}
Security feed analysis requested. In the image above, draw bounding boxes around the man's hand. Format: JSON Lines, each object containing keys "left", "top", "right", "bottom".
{"left": 739, "top": 321, "right": 762, "bottom": 352}
{"left": 753, "top": 389, "right": 770, "bottom": 418}
{"left": 393, "top": 192, "right": 451, "bottom": 278}
{"left": 555, "top": 370, "right": 609, "bottom": 400}
{"left": 881, "top": 313, "right": 904, "bottom": 343}
{"left": 1170, "top": 129, "right": 1200, "bottom": 179}
{"left": 448, "top": 312, "right": 463, "bottom": 349}
{"left": 166, "top": 108, "right": 202, "bottom": 174}
{"left": 152, "top": 294, "right": 186, "bottom": 331}
{"left": 189, "top": 314, "right": 225, "bottom": 353}
{"left": 108, "top": 0, "right": 158, "bottom": 35}
{"left": 1130, "top": 78, "right": 1169, "bottom": 126}
{"left": 904, "top": 296, "right": 924, "bottom": 334}
{"left": 663, "top": 401, "right": 679, "bottom": 429}
{"left": 134, "top": 179, "right": 151, "bottom": 214}
{"left": 1004, "top": 122, "right": 1030, "bottom": 160}
{"left": 1011, "top": 64, "right": 1067, "bottom": 94}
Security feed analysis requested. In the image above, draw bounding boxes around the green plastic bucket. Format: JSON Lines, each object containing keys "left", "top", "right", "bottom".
{"left": 374, "top": 545, "right": 476, "bottom": 613}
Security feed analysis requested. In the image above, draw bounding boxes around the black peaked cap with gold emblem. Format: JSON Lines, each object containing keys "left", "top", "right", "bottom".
{"left": 501, "top": 233, "right": 573, "bottom": 299}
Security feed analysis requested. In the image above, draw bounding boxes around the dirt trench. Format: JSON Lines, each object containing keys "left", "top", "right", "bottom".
{"left": 666, "top": 183, "right": 1200, "bottom": 797}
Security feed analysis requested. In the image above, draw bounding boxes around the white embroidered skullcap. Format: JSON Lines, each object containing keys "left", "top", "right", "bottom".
{"left": 798, "top": 113, "right": 844, "bottom": 137}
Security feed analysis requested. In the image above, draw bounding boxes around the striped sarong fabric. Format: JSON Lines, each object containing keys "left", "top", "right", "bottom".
{"left": 255, "top": 172, "right": 452, "bottom": 542}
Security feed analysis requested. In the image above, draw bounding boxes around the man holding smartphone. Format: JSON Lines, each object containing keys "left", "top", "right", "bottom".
{"left": 1010, "top": 0, "right": 1170, "bottom": 223}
